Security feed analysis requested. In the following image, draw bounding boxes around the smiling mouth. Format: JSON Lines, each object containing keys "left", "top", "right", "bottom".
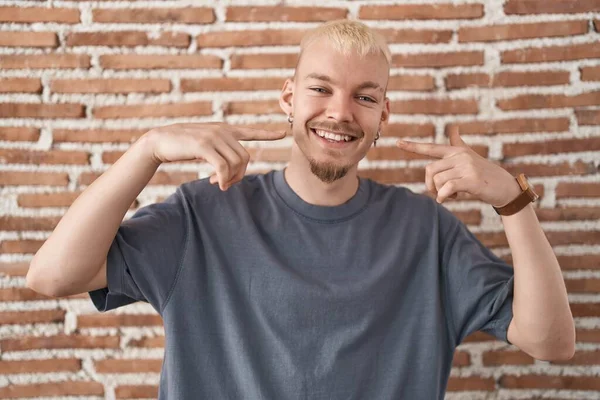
{"left": 310, "top": 128, "right": 358, "bottom": 143}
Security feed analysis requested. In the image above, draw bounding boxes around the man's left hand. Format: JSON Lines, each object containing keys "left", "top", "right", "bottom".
{"left": 396, "top": 126, "right": 521, "bottom": 207}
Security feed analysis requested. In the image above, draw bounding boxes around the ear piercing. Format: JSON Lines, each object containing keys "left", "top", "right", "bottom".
{"left": 288, "top": 114, "right": 294, "bottom": 125}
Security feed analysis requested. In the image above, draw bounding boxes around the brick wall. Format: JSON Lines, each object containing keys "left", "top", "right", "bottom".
{"left": 0, "top": 0, "right": 599, "bottom": 398}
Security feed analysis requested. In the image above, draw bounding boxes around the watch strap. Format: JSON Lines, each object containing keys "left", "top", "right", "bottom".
{"left": 493, "top": 174, "right": 538, "bottom": 216}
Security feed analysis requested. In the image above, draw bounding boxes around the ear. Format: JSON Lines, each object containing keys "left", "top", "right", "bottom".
{"left": 379, "top": 97, "right": 390, "bottom": 132}
{"left": 279, "top": 78, "right": 294, "bottom": 116}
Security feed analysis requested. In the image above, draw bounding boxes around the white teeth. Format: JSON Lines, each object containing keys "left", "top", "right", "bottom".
{"left": 315, "top": 129, "right": 352, "bottom": 142}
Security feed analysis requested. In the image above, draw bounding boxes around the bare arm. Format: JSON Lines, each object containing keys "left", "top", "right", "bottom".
{"left": 26, "top": 134, "right": 160, "bottom": 297}
{"left": 504, "top": 203, "right": 576, "bottom": 361}
{"left": 26, "top": 123, "right": 285, "bottom": 298}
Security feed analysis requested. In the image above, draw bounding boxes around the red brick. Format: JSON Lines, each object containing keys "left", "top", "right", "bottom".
{"left": 93, "top": 101, "right": 212, "bottom": 119}
{"left": 453, "top": 210, "right": 482, "bottom": 226}
{"left": 0, "top": 240, "right": 44, "bottom": 254}
{"left": 0, "top": 103, "right": 85, "bottom": 118}
{"left": 230, "top": 53, "right": 297, "bottom": 69}
{"left": 100, "top": 54, "right": 222, "bottom": 70}
{"left": 565, "top": 279, "right": 600, "bottom": 293}
{"left": 376, "top": 28, "right": 452, "bottom": 44}
{"left": 577, "top": 328, "right": 600, "bottom": 343}
{"left": 556, "top": 182, "right": 600, "bottom": 198}
{"left": 198, "top": 29, "right": 305, "bottom": 47}
{"left": 51, "top": 78, "right": 171, "bottom": 94}
{"left": 0, "top": 382, "right": 103, "bottom": 398}
{"left": 571, "top": 303, "right": 600, "bottom": 317}
{"left": 557, "top": 255, "right": 600, "bottom": 270}
{"left": 17, "top": 191, "right": 83, "bottom": 208}
{"left": 17, "top": 191, "right": 138, "bottom": 210}
{"left": 181, "top": 77, "right": 283, "bottom": 92}
{"left": 536, "top": 207, "right": 600, "bottom": 222}
{"left": 390, "top": 98, "right": 478, "bottom": 115}
{"left": 0, "top": 148, "right": 89, "bottom": 165}
{"left": 53, "top": 128, "right": 147, "bottom": 143}
{"left": 497, "top": 91, "right": 600, "bottom": 110}
{"left": 95, "top": 359, "right": 162, "bottom": 373}
{"left": 226, "top": 6, "right": 347, "bottom": 22}
{"left": 581, "top": 65, "right": 600, "bottom": 81}
{"left": 0, "top": 359, "right": 81, "bottom": 374}
{"left": 551, "top": 350, "right": 600, "bottom": 365}
{"left": 0, "top": 54, "right": 91, "bottom": 69}
{"left": 505, "top": 0, "right": 600, "bottom": 14}
{"left": 0, "top": 7, "right": 80, "bottom": 23}
{"left": 78, "top": 314, "right": 162, "bottom": 328}
{"left": 0, "top": 216, "right": 60, "bottom": 231}
{"left": 388, "top": 74, "right": 435, "bottom": 91}
{"left": 384, "top": 123, "right": 435, "bottom": 138}
{"left": 0, "top": 127, "right": 40, "bottom": 141}
{"left": 115, "top": 385, "right": 158, "bottom": 399}
{"left": 224, "top": 100, "right": 281, "bottom": 115}
{"left": 359, "top": 168, "right": 425, "bottom": 184}
{"left": 576, "top": 109, "right": 600, "bottom": 125}
{"left": 459, "top": 21, "right": 588, "bottom": 42}
{"left": 502, "top": 42, "right": 600, "bottom": 64}
{"left": 462, "top": 331, "right": 497, "bottom": 343}
{"left": 1, "top": 334, "right": 119, "bottom": 351}
{"left": 392, "top": 51, "right": 484, "bottom": 68}
{"left": 66, "top": 31, "right": 189, "bottom": 47}
{"left": 367, "top": 144, "right": 488, "bottom": 161}
{"left": 0, "top": 31, "right": 58, "bottom": 47}
{"left": 0, "top": 310, "right": 66, "bottom": 325}
{"left": 503, "top": 137, "right": 600, "bottom": 158}
{"left": 478, "top": 230, "right": 600, "bottom": 248}
{"left": 359, "top": 4, "right": 483, "bottom": 20}
{"left": 128, "top": 336, "right": 165, "bottom": 348}
{"left": 93, "top": 7, "right": 214, "bottom": 23}
{"left": 445, "top": 71, "right": 569, "bottom": 89}
{"left": 79, "top": 171, "right": 196, "bottom": 186}
{"left": 0, "top": 78, "right": 42, "bottom": 93}
{"left": 452, "top": 351, "right": 471, "bottom": 367}
{"left": 0, "top": 262, "right": 29, "bottom": 277}
{"left": 0, "top": 287, "right": 55, "bottom": 301}
{"left": 446, "top": 377, "right": 495, "bottom": 391}
{"left": 482, "top": 350, "right": 535, "bottom": 366}
{"left": 448, "top": 118, "right": 569, "bottom": 135}
{"left": 0, "top": 171, "right": 69, "bottom": 186}
{"left": 500, "top": 375, "right": 600, "bottom": 390}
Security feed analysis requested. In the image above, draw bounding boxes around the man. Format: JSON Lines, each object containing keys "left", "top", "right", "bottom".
{"left": 27, "top": 20, "right": 574, "bottom": 399}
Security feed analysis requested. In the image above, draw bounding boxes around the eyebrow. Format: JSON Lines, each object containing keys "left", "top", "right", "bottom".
{"left": 304, "top": 73, "right": 384, "bottom": 93}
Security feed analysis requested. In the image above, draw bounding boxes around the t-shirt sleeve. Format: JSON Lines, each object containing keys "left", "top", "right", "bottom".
{"left": 88, "top": 187, "right": 189, "bottom": 314}
{"left": 438, "top": 204, "right": 514, "bottom": 346}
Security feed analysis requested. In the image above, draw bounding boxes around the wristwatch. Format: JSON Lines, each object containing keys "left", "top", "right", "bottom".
{"left": 493, "top": 173, "right": 539, "bottom": 216}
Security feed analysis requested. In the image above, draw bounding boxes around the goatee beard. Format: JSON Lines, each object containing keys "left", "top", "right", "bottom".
{"left": 308, "top": 158, "right": 350, "bottom": 183}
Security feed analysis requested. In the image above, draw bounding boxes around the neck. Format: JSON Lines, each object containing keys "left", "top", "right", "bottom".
{"left": 284, "top": 145, "right": 360, "bottom": 206}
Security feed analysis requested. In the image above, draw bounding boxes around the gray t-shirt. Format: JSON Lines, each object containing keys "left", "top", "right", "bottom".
{"left": 90, "top": 169, "right": 514, "bottom": 399}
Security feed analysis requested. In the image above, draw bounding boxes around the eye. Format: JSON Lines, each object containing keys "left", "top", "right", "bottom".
{"left": 358, "top": 96, "right": 376, "bottom": 103}
{"left": 310, "top": 87, "right": 328, "bottom": 94}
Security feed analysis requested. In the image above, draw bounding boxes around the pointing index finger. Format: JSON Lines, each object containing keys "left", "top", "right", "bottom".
{"left": 397, "top": 140, "right": 455, "bottom": 159}
{"left": 231, "top": 126, "right": 287, "bottom": 141}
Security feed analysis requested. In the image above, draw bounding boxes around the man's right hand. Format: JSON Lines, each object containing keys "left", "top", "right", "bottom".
{"left": 146, "top": 123, "right": 286, "bottom": 191}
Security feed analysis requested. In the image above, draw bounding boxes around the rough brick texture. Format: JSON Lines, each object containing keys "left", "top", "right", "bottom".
{"left": 0, "top": 2, "right": 598, "bottom": 398}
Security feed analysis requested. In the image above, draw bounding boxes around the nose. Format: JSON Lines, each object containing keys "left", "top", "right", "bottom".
{"left": 325, "top": 93, "right": 353, "bottom": 123}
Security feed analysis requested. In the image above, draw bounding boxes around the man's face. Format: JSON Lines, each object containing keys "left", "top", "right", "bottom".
{"left": 280, "top": 39, "right": 390, "bottom": 183}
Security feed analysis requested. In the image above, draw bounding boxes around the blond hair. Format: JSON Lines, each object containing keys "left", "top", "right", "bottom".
{"left": 298, "top": 19, "right": 391, "bottom": 67}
